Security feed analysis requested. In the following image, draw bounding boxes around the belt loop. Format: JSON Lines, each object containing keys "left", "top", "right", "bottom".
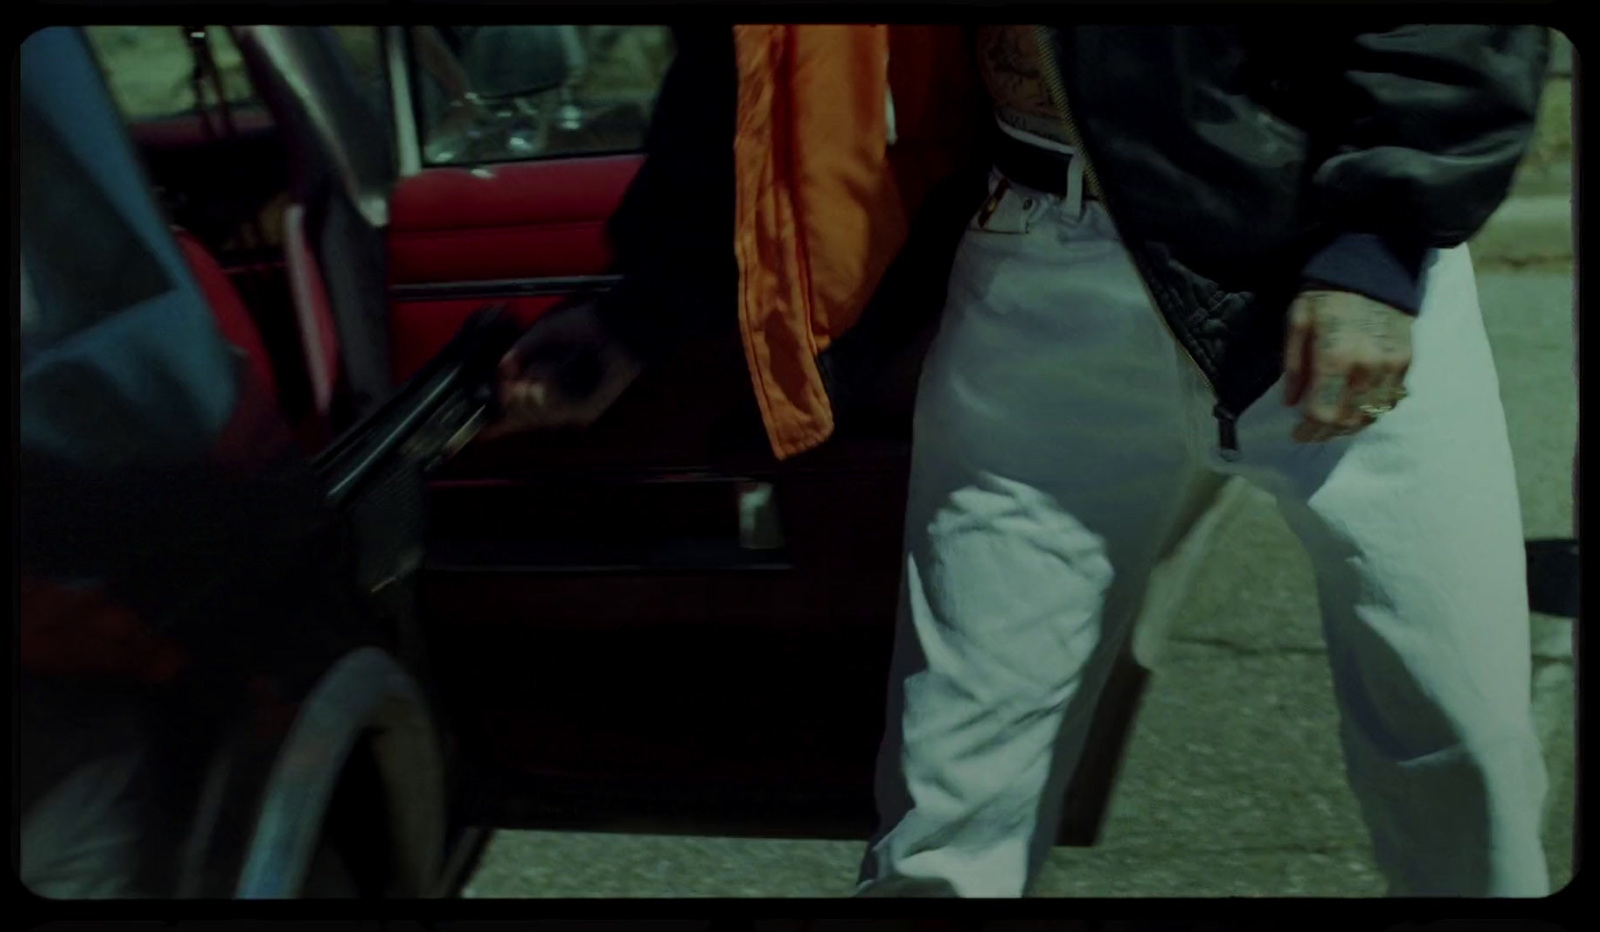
{"left": 1065, "top": 153, "right": 1085, "bottom": 220}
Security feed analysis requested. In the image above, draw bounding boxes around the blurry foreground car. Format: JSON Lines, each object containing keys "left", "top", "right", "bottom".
{"left": 19, "top": 26, "right": 512, "bottom": 897}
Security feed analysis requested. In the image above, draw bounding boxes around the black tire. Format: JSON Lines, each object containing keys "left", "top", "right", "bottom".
{"left": 438, "top": 825, "right": 492, "bottom": 897}
{"left": 300, "top": 835, "right": 362, "bottom": 897}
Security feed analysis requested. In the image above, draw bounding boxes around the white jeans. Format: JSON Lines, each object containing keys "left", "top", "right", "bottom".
{"left": 857, "top": 170, "right": 1550, "bottom": 897}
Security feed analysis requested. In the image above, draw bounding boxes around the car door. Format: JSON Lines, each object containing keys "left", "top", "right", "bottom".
{"left": 382, "top": 24, "right": 914, "bottom": 838}
{"left": 85, "top": 25, "right": 399, "bottom": 439}
{"left": 84, "top": 25, "right": 286, "bottom": 260}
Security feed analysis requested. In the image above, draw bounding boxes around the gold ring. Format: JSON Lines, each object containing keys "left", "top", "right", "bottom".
{"left": 1357, "top": 403, "right": 1394, "bottom": 419}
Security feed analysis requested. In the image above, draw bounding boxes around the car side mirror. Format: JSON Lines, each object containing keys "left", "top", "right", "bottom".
{"left": 460, "top": 26, "right": 583, "bottom": 101}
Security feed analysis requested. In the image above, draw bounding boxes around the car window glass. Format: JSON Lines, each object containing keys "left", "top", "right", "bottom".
{"left": 411, "top": 25, "right": 675, "bottom": 165}
{"left": 85, "top": 26, "right": 262, "bottom": 122}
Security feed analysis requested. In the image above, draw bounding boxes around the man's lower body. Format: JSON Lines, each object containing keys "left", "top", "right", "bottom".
{"left": 857, "top": 168, "right": 1550, "bottom": 897}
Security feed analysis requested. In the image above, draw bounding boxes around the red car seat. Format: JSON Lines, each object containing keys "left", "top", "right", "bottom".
{"left": 172, "top": 228, "right": 281, "bottom": 405}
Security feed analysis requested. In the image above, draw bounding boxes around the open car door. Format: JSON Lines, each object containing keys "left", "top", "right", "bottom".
{"left": 374, "top": 24, "right": 920, "bottom": 837}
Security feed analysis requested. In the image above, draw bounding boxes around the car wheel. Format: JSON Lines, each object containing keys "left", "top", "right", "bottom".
{"left": 229, "top": 649, "right": 447, "bottom": 899}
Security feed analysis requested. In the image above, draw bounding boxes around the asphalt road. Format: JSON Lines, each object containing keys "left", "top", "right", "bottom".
{"left": 463, "top": 264, "right": 1578, "bottom": 898}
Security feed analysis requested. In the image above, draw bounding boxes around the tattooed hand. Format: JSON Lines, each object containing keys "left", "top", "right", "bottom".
{"left": 1282, "top": 289, "right": 1414, "bottom": 444}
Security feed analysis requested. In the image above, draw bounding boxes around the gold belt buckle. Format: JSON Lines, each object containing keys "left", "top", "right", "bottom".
{"left": 976, "top": 177, "right": 1012, "bottom": 229}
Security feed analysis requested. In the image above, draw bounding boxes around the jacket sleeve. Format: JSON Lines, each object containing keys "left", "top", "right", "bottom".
{"left": 593, "top": 25, "right": 740, "bottom": 362}
{"left": 1301, "top": 25, "right": 1551, "bottom": 313}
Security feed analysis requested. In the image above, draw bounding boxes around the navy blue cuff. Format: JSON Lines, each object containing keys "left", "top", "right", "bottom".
{"left": 1301, "top": 233, "right": 1427, "bottom": 316}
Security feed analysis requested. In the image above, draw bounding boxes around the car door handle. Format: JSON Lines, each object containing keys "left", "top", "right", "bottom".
{"left": 735, "top": 481, "right": 784, "bottom": 551}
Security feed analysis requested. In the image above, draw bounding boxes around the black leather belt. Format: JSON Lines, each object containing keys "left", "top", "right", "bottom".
{"left": 990, "top": 125, "right": 1093, "bottom": 199}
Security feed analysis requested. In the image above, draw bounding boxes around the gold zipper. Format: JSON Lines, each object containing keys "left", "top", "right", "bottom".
{"left": 1028, "top": 25, "right": 1103, "bottom": 202}
{"left": 1029, "top": 25, "right": 1223, "bottom": 405}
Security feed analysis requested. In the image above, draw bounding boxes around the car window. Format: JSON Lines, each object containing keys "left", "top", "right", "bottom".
{"left": 410, "top": 25, "right": 675, "bottom": 166}
{"left": 84, "top": 26, "right": 262, "bottom": 122}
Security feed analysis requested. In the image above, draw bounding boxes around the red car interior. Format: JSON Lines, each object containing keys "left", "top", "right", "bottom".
{"left": 283, "top": 202, "right": 343, "bottom": 421}
{"left": 174, "top": 227, "right": 280, "bottom": 404}
{"left": 129, "top": 107, "right": 276, "bottom": 153}
{"left": 386, "top": 155, "right": 644, "bottom": 381}
{"left": 390, "top": 295, "right": 565, "bottom": 383}
{"left": 388, "top": 156, "right": 641, "bottom": 283}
